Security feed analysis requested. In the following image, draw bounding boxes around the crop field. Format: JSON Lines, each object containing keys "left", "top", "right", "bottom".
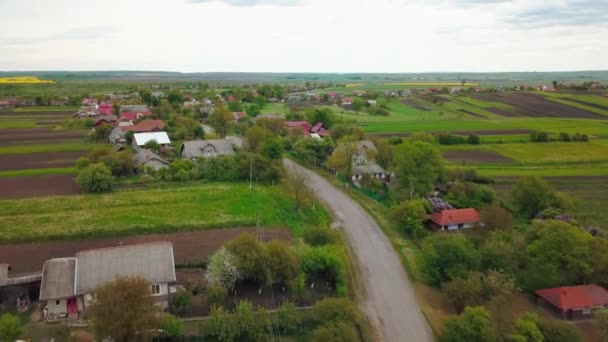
{"left": 0, "top": 76, "right": 55, "bottom": 84}
{"left": 0, "top": 182, "right": 329, "bottom": 242}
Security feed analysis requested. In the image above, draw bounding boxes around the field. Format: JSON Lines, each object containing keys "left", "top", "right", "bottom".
{"left": 0, "top": 182, "right": 329, "bottom": 242}
{"left": 0, "top": 76, "right": 55, "bottom": 84}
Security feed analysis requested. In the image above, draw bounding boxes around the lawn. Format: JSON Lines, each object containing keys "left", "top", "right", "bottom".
{"left": 0, "top": 120, "right": 38, "bottom": 129}
{"left": 0, "top": 167, "right": 76, "bottom": 177}
{"left": 0, "top": 141, "right": 95, "bottom": 155}
{"left": 260, "top": 102, "right": 287, "bottom": 114}
{"left": 0, "top": 182, "right": 330, "bottom": 243}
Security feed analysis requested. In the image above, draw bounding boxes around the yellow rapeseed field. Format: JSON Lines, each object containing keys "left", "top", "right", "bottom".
{"left": 0, "top": 76, "right": 55, "bottom": 84}
{"left": 345, "top": 83, "right": 363, "bottom": 87}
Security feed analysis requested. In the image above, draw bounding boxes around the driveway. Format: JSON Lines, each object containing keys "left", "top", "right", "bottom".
{"left": 284, "top": 159, "right": 434, "bottom": 342}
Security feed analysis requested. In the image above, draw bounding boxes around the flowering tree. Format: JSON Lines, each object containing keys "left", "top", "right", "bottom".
{"left": 206, "top": 247, "right": 240, "bottom": 290}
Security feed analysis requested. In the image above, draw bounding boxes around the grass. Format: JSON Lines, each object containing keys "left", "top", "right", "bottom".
{"left": 0, "top": 76, "right": 55, "bottom": 84}
{"left": 14, "top": 106, "right": 78, "bottom": 112}
{"left": 260, "top": 102, "right": 287, "bottom": 114}
{"left": 0, "top": 120, "right": 38, "bottom": 129}
{"left": 0, "top": 182, "right": 330, "bottom": 243}
{"left": 0, "top": 141, "right": 95, "bottom": 155}
{"left": 0, "top": 167, "right": 76, "bottom": 177}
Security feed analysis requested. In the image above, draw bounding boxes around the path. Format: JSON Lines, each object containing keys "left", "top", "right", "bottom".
{"left": 284, "top": 159, "right": 434, "bottom": 342}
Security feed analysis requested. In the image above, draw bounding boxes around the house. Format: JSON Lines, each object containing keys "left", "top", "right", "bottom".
{"left": 310, "top": 122, "right": 330, "bottom": 137}
{"left": 286, "top": 121, "right": 311, "bottom": 134}
{"left": 327, "top": 92, "right": 338, "bottom": 99}
{"left": 108, "top": 127, "right": 127, "bottom": 144}
{"left": 81, "top": 98, "right": 98, "bottom": 107}
{"left": 130, "top": 119, "right": 165, "bottom": 133}
{"left": 39, "top": 242, "right": 176, "bottom": 321}
{"left": 74, "top": 108, "right": 98, "bottom": 118}
{"left": 50, "top": 99, "right": 67, "bottom": 106}
{"left": 0, "top": 99, "right": 18, "bottom": 108}
{"left": 132, "top": 132, "right": 171, "bottom": 149}
{"left": 367, "top": 100, "right": 377, "bottom": 107}
{"left": 429, "top": 208, "right": 480, "bottom": 231}
{"left": 341, "top": 97, "right": 353, "bottom": 106}
{"left": 287, "top": 93, "right": 303, "bottom": 102}
{"left": 183, "top": 99, "right": 200, "bottom": 108}
{"left": 98, "top": 102, "right": 113, "bottom": 115}
{"left": 133, "top": 149, "right": 169, "bottom": 171}
{"left": 93, "top": 115, "right": 117, "bottom": 127}
{"left": 331, "top": 140, "right": 389, "bottom": 182}
{"left": 151, "top": 91, "right": 164, "bottom": 98}
{"left": 119, "top": 111, "right": 152, "bottom": 122}
{"left": 353, "top": 90, "right": 366, "bottom": 97}
{"left": 181, "top": 139, "right": 235, "bottom": 159}
{"left": 232, "top": 112, "right": 247, "bottom": 121}
{"left": 450, "top": 87, "right": 463, "bottom": 94}
{"left": 535, "top": 284, "right": 608, "bottom": 320}
{"left": 0, "top": 263, "right": 42, "bottom": 313}
{"left": 120, "top": 104, "right": 149, "bottom": 113}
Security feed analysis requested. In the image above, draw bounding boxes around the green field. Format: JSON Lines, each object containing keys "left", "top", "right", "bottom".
{"left": 0, "top": 141, "right": 95, "bottom": 155}
{"left": 0, "top": 167, "right": 76, "bottom": 178}
{"left": 13, "top": 106, "right": 78, "bottom": 112}
{"left": 0, "top": 182, "right": 329, "bottom": 243}
{"left": 0, "top": 120, "right": 38, "bottom": 129}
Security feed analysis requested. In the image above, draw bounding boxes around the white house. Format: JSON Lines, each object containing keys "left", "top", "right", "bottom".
{"left": 181, "top": 139, "right": 236, "bottom": 159}
{"left": 39, "top": 242, "right": 176, "bottom": 321}
{"left": 132, "top": 132, "right": 171, "bottom": 149}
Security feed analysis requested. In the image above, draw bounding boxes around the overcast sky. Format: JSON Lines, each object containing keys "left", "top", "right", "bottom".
{"left": 1, "top": 0, "right": 607, "bottom": 72}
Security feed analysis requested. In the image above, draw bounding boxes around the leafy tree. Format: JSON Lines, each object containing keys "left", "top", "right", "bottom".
{"left": 509, "top": 313, "right": 543, "bottom": 342}
{"left": 0, "top": 313, "right": 22, "bottom": 342}
{"left": 254, "top": 95, "right": 267, "bottom": 108}
{"left": 259, "top": 135, "right": 283, "bottom": 160}
{"left": 537, "top": 316, "right": 583, "bottom": 342}
{"left": 76, "top": 163, "right": 112, "bottom": 193}
{"left": 75, "top": 157, "right": 90, "bottom": 170}
{"left": 308, "top": 107, "right": 335, "bottom": 128}
{"left": 596, "top": 308, "right": 608, "bottom": 341}
{"left": 204, "top": 305, "right": 237, "bottom": 341}
{"left": 589, "top": 238, "right": 608, "bottom": 286}
{"left": 144, "top": 139, "right": 160, "bottom": 152}
{"left": 372, "top": 138, "right": 393, "bottom": 169}
{"left": 167, "top": 91, "right": 183, "bottom": 105}
{"left": 276, "top": 302, "right": 301, "bottom": 334}
{"left": 442, "top": 271, "right": 484, "bottom": 313}
{"left": 512, "top": 176, "right": 568, "bottom": 218}
{"left": 172, "top": 290, "right": 192, "bottom": 313}
{"left": 234, "top": 300, "right": 271, "bottom": 341}
{"left": 311, "top": 322, "right": 358, "bottom": 342}
{"left": 352, "top": 97, "right": 366, "bottom": 111}
{"left": 522, "top": 220, "right": 592, "bottom": 291}
{"left": 445, "top": 182, "right": 495, "bottom": 209}
{"left": 303, "top": 226, "right": 338, "bottom": 246}
{"left": 205, "top": 247, "right": 240, "bottom": 290}
{"left": 388, "top": 199, "right": 430, "bottom": 240}
{"left": 393, "top": 140, "right": 444, "bottom": 199}
{"left": 421, "top": 234, "right": 480, "bottom": 286}
{"left": 442, "top": 306, "right": 495, "bottom": 342}
{"left": 479, "top": 231, "right": 524, "bottom": 274}
{"left": 227, "top": 101, "right": 242, "bottom": 112}
{"left": 205, "top": 286, "right": 228, "bottom": 307}
{"left": 480, "top": 204, "right": 513, "bottom": 230}
{"left": 312, "top": 298, "right": 364, "bottom": 325}
{"left": 90, "top": 124, "right": 113, "bottom": 142}
{"left": 265, "top": 240, "right": 301, "bottom": 285}
{"left": 89, "top": 277, "right": 160, "bottom": 342}
{"left": 209, "top": 104, "right": 234, "bottom": 137}
{"left": 326, "top": 135, "right": 359, "bottom": 180}
{"left": 245, "top": 126, "right": 267, "bottom": 152}
{"left": 161, "top": 314, "right": 184, "bottom": 338}
{"left": 226, "top": 234, "right": 267, "bottom": 284}
{"left": 467, "top": 134, "right": 481, "bottom": 144}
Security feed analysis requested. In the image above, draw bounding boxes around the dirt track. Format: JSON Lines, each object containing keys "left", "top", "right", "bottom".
{"left": 443, "top": 150, "right": 513, "bottom": 164}
{"left": 0, "top": 151, "right": 83, "bottom": 171}
{"left": 0, "top": 228, "right": 291, "bottom": 275}
{"left": 0, "top": 174, "right": 80, "bottom": 199}
{"left": 284, "top": 159, "right": 434, "bottom": 342}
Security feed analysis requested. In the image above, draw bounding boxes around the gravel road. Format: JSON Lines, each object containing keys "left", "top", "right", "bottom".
{"left": 284, "top": 159, "right": 434, "bottom": 342}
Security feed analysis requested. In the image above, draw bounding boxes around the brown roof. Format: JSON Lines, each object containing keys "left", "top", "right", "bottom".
{"left": 121, "top": 119, "right": 165, "bottom": 133}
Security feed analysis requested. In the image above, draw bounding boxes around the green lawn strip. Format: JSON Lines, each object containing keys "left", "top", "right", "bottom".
{"left": 452, "top": 96, "right": 513, "bottom": 110}
{"left": 0, "top": 167, "right": 76, "bottom": 177}
{"left": 474, "top": 166, "right": 608, "bottom": 177}
{"left": 0, "top": 182, "right": 327, "bottom": 243}
{"left": 0, "top": 120, "right": 38, "bottom": 129}
{"left": 0, "top": 141, "right": 94, "bottom": 155}
{"left": 14, "top": 106, "right": 78, "bottom": 112}
{"left": 259, "top": 102, "right": 287, "bottom": 114}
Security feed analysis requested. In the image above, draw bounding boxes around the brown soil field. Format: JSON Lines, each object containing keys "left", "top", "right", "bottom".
{"left": 443, "top": 150, "right": 512, "bottom": 164}
{"left": 0, "top": 228, "right": 292, "bottom": 274}
{"left": 0, "top": 127, "right": 87, "bottom": 143}
{"left": 0, "top": 151, "right": 84, "bottom": 171}
{"left": 401, "top": 98, "right": 430, "bottom": 111}
{"left": 371, "top": 128, "right": 531, "bottom": 138}
{"left": 0, "top": 174, "right": 79, "bottom": 199}
{"left": 472, "top": 93, "right": 606, "bottom": 119}
{"left": 560, "top": 97, "right": 608, "bottom": 111}
{"left": 457, "top": 109, "right": 485, "bottom": 118}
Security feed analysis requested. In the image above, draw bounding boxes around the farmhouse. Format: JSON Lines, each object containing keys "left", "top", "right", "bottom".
{"left": 331, "top": 140, "right": 390, "bottom": 182}
{"left": 232, "top": 111, "right": 247, "bottom": 121}
{"left": 535, "top": 284, "right": 608, "bottom": 320}
{"left": 0, "top": 98, "right": 18, "bottom": 108}
{"left": 120, "top": 104, "right": 149, "bottom": 113}
{"left": 119, "top": 111, "right": 152, "bottom": 122}
{"left": 132, "top": 131, "right": 171, "bottom": 149}
{"left": 133, "top": 149, "right": 169, "bottom": 171}
{"left": 0, "top": 263, "right": 41, "bottom": 313}
{"left": 181, "top": 139, "right": 235, "bottom": 159}
{"left": 93, "top": 115, "right": 117, "bottom": 127}
{"left": 286, "top": 121, "right": 311, "bottom": 134}
{"left": 98, "top": 102, "right": 113, "bottom": 115}
{"left": 40, "top": 242, "right": 176, "bottom": 321}
{"left": 341, "top": 97, "right": 353, "bottom": 106}
{"left": 81, "top": 98, "right": 98, "bottom": 107}
{"left": 429, "top": 208, "right": 480, "bottom": 231}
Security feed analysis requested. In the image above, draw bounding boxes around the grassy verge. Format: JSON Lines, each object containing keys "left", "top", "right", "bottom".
{"left": 0, "top": 182, "right": 329, "bottom": 243}
{"left": 0, "top": 167, "right": 76, "bottom": 177}
{"left": 0, "top": 141, "right": 94, "bottom": 155}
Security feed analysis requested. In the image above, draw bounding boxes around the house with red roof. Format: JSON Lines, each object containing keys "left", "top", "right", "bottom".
{"left": 429, "top": 208, "right": 481, "bottom": 231}
{"left": 119, "top": 111, "right": 152, "bottom": 122}
{"left": 286, "top": 121, "right": 311, "bottom": 134}
{"left": 98, "top": 103, "right": 113, "bottom": 116}
{"left": 535, "top": 284, "right": 608, "bottom": 320}
{"left": 81, "top": 98, "right": 98, "bottom": 107}
{"left": 0, "top": 99, "right": 18, "bottom": 108}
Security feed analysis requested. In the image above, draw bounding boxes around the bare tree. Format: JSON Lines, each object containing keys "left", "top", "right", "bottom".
{"left": 285, "top": 166, "right": 311, "bottom": 211}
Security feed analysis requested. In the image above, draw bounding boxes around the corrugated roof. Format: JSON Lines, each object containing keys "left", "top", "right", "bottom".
{"left": 430, "top": 208, "right": 480, "bottom": 226}
{"left": 40, "top": 258, "right": 76, "bottom": 300}
{"left": 75, "top": 242, "right": 176, "bottom": 295}
{"left": 133, "top": 131, "right": 171, "bottom": 146}
{"left": 354, "top": 164, "right": 386, "bottom": 175}
{"left": 181, "top": 139, "right": 235, "bottom": 158}
{"left": 133, "top": 149, "right": 169, "bottom": 167}
{"left": 536, "top": 284, "right": 608, "bottom": 310}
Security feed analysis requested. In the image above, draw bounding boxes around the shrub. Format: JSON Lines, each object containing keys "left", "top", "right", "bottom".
{"left": 467, "top": 133, "right": 480, "bottom": 145}
{"left": 205, "top": 247, "right": 240, "bottom": 290}
{"left": 203, "top": 306, "right": 237, "bottom": 341}
{"left": 437, "top": 134, "right": 466, "bottom": 145}
{"left": 76, "top": 163, "right": 112, "bottom": 193}
{"left": 558, "top": 132, "right": 571, "bottom": 142}
{"left": 421, "top": 234, "right": 480, "bottom": 286}
{"left": 0, "top": 313, "right": 22, "bottom": 342}
{"left": 311, "top": 322, "right": 358, "bottom": 342}
{"left": 276, "top": 302, "right": 301, "bottom": 334}
{"left": 172, "top": 290, "right": 192, "bottom": 313}
{"left": 572, "top": 132, "right": 589, "bottom": 142}
{"left": 266, "top": 240, "right": 301, "bottom": 285}
{"left": 205, "top": 286, "right": 228, "bottom": 307}
{"left": 226, "top": 234, "right": 267, "bottom": 284}
{"left": 234, "top": 300, "right": 271, "bottom": 341}
{"left": 301, "top": 245, "right": 347, "bottom": 296}
{"left": 303, "top": 226, "right": 338, "bottom": 246}
{"left": 161, "top": 314, "right": 184, "bottom": 338}
{"left": 312, "top": 298, "right": 364, "bottom": 325}
{"left": 530, "top": 131, "right": 549, "bottom": 142}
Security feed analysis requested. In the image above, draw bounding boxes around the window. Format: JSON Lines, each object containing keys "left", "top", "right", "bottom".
{"left": 150, "top": 284, "right": 161, "bottom": 295}
{"left": 55, "top": 299, "right": 61, "bottom": 306}
{"left": 583, "top": 307, "right": 591, "bottom": 315}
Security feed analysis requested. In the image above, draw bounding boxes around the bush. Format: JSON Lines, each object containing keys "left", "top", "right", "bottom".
{"left": 301, "top": 245, "right": 347, "bottom": 296}
{"left": 312, "top": 298, "right": 364, "bottom": 325}
{"left": 76, "top": 163, "right": 112, "bottom": 193}
{"left": 572, "top": 132, "right": 589, "bottom": 142}
{"left": 530, "top": 131, "right": 549, "bottom": 142}
{"left": 437, "top": 134, "right": 466, "bottom": 145}
{"left": 172, "top": 290, "right": 192, "bottom": 313}
{"left": 161, "top": 314, "right": 184, "bottom": 338}
{"left": 0, "top": 313, "right": 22, "bottom": 342}
{"left": 421, "top": 234, "right": 480, "bottom": 286}
{"left": 276, "top": 302, "right": 301, "bottom": 334}
{"left": 226, "top": 234, "right": 267, "bottom": 284}
{"left": 442, "top": 306, "right": 495, "bottom": 342}
{"left": 558, "top": 132, "right": 571, "bottom": 142}
{"left": 205, "top": 286, "right": 228, "bottom": 307}
{"left": 467, "top": 133, "right": 480, "bottom": 145}
{"left": 303, "top": 226, "right": 338, "bottom": 246}
{"left": 266, "top": 240, "right": 301, "bottom": 285}
{"left": 311, "top": 322, "right": 358, "bottom": 342}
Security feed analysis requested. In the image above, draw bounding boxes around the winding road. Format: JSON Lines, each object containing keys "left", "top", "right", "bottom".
{"left": 284, "top": 159, "right": 434, "bottom": 342}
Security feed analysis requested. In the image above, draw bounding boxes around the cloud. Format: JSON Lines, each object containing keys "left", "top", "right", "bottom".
{"left": 189, "top": 0, "right": 300, "bottom": 6}
{"left": 505, "top": 0, "right": 608, "bottom": 27}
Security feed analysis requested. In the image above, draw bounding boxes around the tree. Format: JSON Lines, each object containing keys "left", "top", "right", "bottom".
{"left": 245, "top": 126, "right": 267, "bottom": 152}
{"left": 311, "top": 322, "right": 358, "bottom": 342}
{"left": 589, "top": 238, "right": 608, "bottom": 286}
{"left": 205, "top": 247, "right": 240, "bottom": 290}
{"left": 309, "top": 107, "right": 335, "bottom": 128}
{"left": 393, "top": 140, "right": 444, "bottom": 199}
{"left": 225, "top": 234, "right": 267, "bottom": 284}
{"left": 204, "top": 305, "right": 237, "bottom": 341}
{"left": 326, "top": 135, "right": 359, "bottom": 180}
{"left": 479, "top": 231, "right": 524, "bottom": 274}
{"left": 0, "top": 313, "right": 22, "bottom": 342}
{"left": 227, "top": 101, "right": 242, "bottom": 112}
{"left": 259, "top": 135, "right": 283, "bottom": 160}
{"left": 284, "top": 164, "right": 311, "bottom": 210}
{"left": 246, "top": 104, "right": 261, "bottom": 117}
{"left": 234, "top": 300, "right": 271, "bottom": 341}
{"left": 372, "top": 138, "right": 393, "bottom": 169}
{"left": 352, "top": 97, "right": 366, "bottom": 111}
{"left": 442, "top": 306, "right": 495, "bottom": 342}
{"left": 509, "top": 313, "right": 543, "bottom": 342}
{"left": 205, "top": 286, "right": 228, "bottom": 306}
{"left": 537, "top": 317, "right": 583, "bottom": 342}
{"left": 209, "top": 104, "right": 234, "bottom": 137}
{"left": 596, "top": 308, "right": 608, "bottom": 341}
{"left": 172, "top": 290, "right": 192, "bottom": 314}
{"left": 303, "top": 226, "right": 338, "bottom": 246}
{"left": 480, "top": 204, "right": 513, "bottom": 230}
{"left": 276, "top": 302, "right": 300, "bottom": 334}
{"left": 421, "top": 234, "right": 480, "bottom": 286}
{"left": 89, "top": 277, "right": 161, "bottom": 342}
{"left": 388, "top": 199, "right": 430, "bottom": 240}
{"left": 161, "top": 314, "right": 184, "bottom": 338}
{"left": 76, "top": 163, "right": 112, "bottom": 193}
{"left": 90, "top": 125, "right": 113, "bottom": 142}
{"left": 265, "top": 240, "right": 301, "bottom": 285}
{"left": 512, "top": 176, "right": 566, "bottom": 218}
{"left": 143, "top": 140, "right": 160, "bottom": 152}
{"left": 441, "top": 272, "right": 484, "bottom": 313}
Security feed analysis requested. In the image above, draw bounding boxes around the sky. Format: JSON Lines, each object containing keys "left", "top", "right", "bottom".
{"left": 0, "top": 0, "right": 607, "bottom": 72}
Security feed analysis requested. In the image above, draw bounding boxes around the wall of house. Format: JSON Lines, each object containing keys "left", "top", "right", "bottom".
{"left": 151, "top": 283, "right": 170, "bottom": 310}
{"left": 46, "top": 296, "right": 84, "bottom": 321}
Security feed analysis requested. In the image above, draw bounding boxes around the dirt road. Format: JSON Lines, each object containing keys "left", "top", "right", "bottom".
{"left": 284, "top": 159, "right": 434, "bottom": 342}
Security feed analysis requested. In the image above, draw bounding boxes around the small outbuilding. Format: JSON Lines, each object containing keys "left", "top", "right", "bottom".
{"left": 181, "top": 139, "right": 236, "bottom": 159}
{"left": 429, "top": 208, "right": 480, "bottom": 231}
{"left": 535, "top": 284, "right": 608, "bottom": 320}
{"left": 132, "top": 132, "right": 171, "bottom": 149}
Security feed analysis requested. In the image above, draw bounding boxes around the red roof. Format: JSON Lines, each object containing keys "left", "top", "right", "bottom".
{"left": 123, "top": 119, "right": 165, "bottom": 133}
{"left": 286, "top": 121, "right": 311, "bottom": 132}
{"left": 535, "top": 284, "right": 608, "bottom": 310}
{"left": 430, "top": 208, "right": 480, "bottom": 226}
{"left": 119, "top": 111, "right": 152, "bottom": 121}
{"left": 327, "top": 92, "right": 337, "bottom": 97}
{"left": 98, "top": 103, "right": 113, "bottom": 115}
{"left": 310, "top": 122, "right": 324, "bottom": 133}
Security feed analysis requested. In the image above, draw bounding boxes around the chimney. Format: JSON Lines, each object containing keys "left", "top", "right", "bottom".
{"left": 0, "top": 264, "right": 9, "bottom": 286}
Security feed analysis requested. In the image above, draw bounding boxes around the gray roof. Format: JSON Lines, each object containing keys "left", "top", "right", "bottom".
{"left": 75, "top": 242, "right": 176, "bottom": 295}
{"left": 40, "top": 258, "right": 76, "bottom": 300}
{"left": 225, "top": 136, "right": 244, "bottom": 149}
{"left": 358, "top": 140, "right": 377, "bottom": 152}
{"left": 354, "top": 164, "right": 386, "bottom": 175}
{"left": 120, "top": 104, "right": 149, "bottom": 112}
{"left": 181, "top": 139, "right": 235, "bottom": 159}
{"left": 94, "top": 115, "right": 117, "bottom": 125}
{"left": 133, "top": 149, "right": 169, "bottom": 167}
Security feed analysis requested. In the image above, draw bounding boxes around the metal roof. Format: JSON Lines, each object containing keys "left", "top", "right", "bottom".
{"left": 133, "top": 131, "right": 171, "bottom": 146}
